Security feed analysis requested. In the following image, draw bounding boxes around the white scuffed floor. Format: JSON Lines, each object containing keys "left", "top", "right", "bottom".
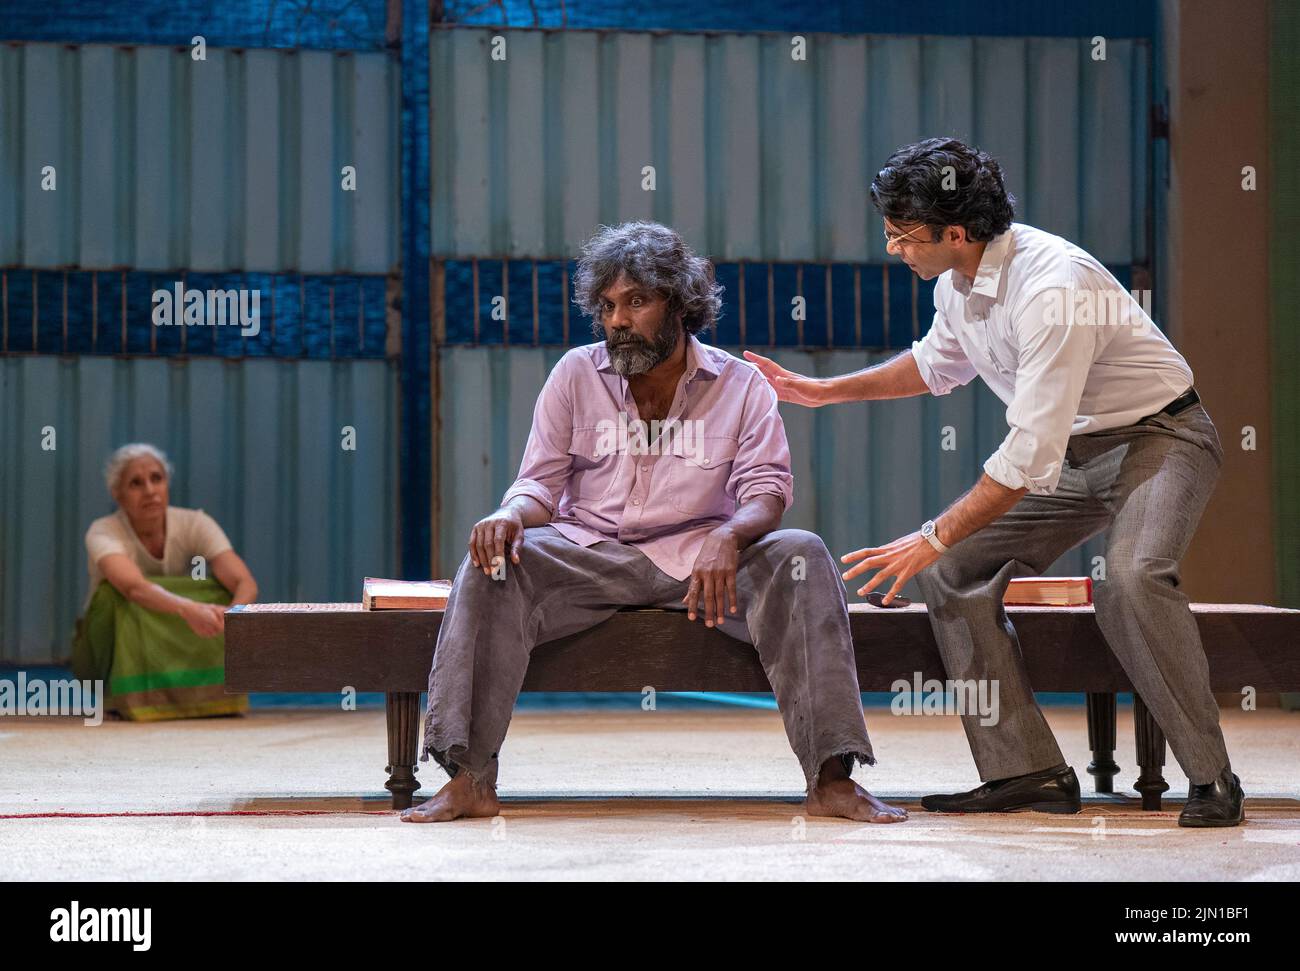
{"left": 1, "top": 706, "right": 1298, "bottom": 881}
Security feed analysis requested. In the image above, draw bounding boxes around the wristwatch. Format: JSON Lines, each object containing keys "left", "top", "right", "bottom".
{"left": 921, "top": 519, "right": 948, "bottom": 554}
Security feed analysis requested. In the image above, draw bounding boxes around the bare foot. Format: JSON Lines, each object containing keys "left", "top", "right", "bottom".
{"left": 399, "top": 773, "right": 500, "bottom": 823}
{"left": 805, "top": 758, "right": 908, "bottom": 823}
{"left": 806, "top": 777, "right": 908, "bottom": 822}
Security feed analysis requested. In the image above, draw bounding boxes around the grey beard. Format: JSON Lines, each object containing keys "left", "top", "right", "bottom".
{"left": 598, "top": 321, "right": 680, "bottom": 377}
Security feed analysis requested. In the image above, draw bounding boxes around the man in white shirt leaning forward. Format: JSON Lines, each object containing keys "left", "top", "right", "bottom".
{"left": 745, "top": 137, "right": 1242, "bottom": 828}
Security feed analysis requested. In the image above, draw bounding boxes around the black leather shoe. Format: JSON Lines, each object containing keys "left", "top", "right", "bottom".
{"left": 1179, "top": 767, "right": 1245, "bottom": 828}
{"left": 921, "top": 764, "right": 1082, "bottom": 814}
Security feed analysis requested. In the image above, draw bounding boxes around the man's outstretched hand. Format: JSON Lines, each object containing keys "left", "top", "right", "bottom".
{"left": 840, "top": 530, "right": 941, "bottom": 605}
{"left": 742, "top": 350, "right": 830, "bottom": 408}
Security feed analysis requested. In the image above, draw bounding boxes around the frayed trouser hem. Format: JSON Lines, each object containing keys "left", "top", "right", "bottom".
{"left": 803, "top": 745, "right": 876, "bottom": 793}
{"left": 424, "top": 740, "right": 496, "bottom": 786}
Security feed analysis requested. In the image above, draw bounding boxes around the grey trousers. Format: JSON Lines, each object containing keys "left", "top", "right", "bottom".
{"left": 421, "top": 526, "right": 875, "bottom": 791}
{"left": 916, "top": 402, "right": 1229, "bottom": 786}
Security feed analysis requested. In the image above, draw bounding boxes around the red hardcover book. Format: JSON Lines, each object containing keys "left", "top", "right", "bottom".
{"left": 1002, "top": 576, "right": 1093, "bottom": 606}
{"left": 362, "top": 578, "right": 453, "bottom": 610}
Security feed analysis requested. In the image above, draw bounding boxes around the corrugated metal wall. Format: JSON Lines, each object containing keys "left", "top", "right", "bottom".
{"left": 0, "top": 43, "right": 400, "bottom": 273}
{"left": 431, "top": 26, "right": 1136, "bottom": 593}
{"left": 436, "top": 346, "right": 1107, "bottom": 592}
{"left": 0, "top": 356, "right": 400, "bottom": 663}
{"left": 431, "top": 28, "right": 1149, "bottom": 264}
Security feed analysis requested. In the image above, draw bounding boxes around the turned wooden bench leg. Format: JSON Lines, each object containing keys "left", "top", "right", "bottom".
{"left": 385, "top": 691, "right": 421, "bottom": 811}
{"left": 1133, "top": 694, "right": 1170, "bottom": 811}
{"left": 1085, "top": 692, "right": 1119, "bottom": 794}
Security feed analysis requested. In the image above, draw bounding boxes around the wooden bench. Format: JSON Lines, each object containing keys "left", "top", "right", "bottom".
{"left": 225, "top": 602, "right": 1300, "bottom": 810}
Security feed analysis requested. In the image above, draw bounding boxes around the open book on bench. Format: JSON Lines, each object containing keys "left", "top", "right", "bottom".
{"left": 362, "top": 578, "right": 453, "bottom": 611}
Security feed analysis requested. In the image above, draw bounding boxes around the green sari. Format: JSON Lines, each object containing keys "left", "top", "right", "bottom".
{"left": 72, "top": 576, "right": 248, "bottom": 721}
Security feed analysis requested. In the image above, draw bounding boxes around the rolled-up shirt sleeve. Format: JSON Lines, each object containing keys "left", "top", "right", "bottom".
{"left": 500, "top": 355, "right": 575, "bottom": 514}
{"left": 729, "top": 373, "right": 795, "bottom": 510}
{"left": 983, "top": 286, "right": 1097, "bottom": 494}
{"left": 912, "top": 305, "right": 979, "bottom": 396}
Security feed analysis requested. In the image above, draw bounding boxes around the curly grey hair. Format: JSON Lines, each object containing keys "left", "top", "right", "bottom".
{"left": 104, "top": 443, "right": 174, "bottom": 498}
{"left": 573, "top": 221, "right": 723, "bottom": 336}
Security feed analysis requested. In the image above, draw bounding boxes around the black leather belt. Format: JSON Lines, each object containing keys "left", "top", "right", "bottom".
{"left": 1161, "top": 386, "right": 1200, "bottom": 416}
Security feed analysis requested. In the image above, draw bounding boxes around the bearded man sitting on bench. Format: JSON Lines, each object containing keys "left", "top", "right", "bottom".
{"left": 402, "top": 221, "right": 907, "bottom": 824}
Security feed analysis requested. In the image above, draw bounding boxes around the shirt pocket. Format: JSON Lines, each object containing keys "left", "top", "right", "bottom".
{"left": 566, "top": 427, "right": 620, "bottom": 502}
{"left": 983, "top": 314, "right": 1019, "bottom": 377}
{"left": 663, "top": 435, "right": 740, "bottom": 517}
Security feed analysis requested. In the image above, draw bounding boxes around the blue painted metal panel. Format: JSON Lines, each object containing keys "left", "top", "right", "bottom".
{"left": 434, "top": 345, "right": 1105, "bottom": 595}
{"left": 0, "top": 355, "right": 400, "bottom": 663}
{"left": 0, "top": 0, "right": 392, "bottom": 49}
{"left": 399, "top": 0, "right": 434, "bottom": 581}
{"left": 440, "top": 0, "right": 1157, "bottom": 37}
{"left": 0, "top": 0, "right": 1157, "bottom": 48}
{"left": 0, "top": 268, "right": 390, "bottom": 357}
{"left": 436, "top": 257, "right": 1142, "bottom": 348}
{"left": 0, "top": 42, "right": 400, "bottom": 274}
{"left": 431, "top": 28, "right": 1150, "bottom": 265}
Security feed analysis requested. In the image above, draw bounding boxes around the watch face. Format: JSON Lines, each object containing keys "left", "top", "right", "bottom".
{"left": 922, "top": 521, "right": 934, "bottom": 538}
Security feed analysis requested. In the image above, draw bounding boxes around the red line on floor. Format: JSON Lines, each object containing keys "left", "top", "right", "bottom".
{"left": 0, "top": 810, "right": 396, "bottom": 818}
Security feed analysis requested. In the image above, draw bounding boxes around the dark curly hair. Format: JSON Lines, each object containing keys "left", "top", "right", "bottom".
{"left": 573, "top": 221, "right": 723, "bottom": 336}
{"left": 870, "top": 137, "right": 1016, "bottom": 243}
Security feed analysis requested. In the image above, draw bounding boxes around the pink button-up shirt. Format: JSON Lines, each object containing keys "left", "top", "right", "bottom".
{"left": 501, "top": 335, "right": 794, "bottom": 581}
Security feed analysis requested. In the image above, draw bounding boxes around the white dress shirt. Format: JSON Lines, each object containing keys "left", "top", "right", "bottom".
{"left": 911, "top": 222, "right": 1193, "bottom": 494}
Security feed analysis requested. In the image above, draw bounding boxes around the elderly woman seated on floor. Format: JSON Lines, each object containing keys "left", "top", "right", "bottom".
{"left": 72, "top": 443, "right": 258, "bottom": 721}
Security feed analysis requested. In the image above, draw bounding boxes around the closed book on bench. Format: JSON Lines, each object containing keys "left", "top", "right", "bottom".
{"left": 1003, "top": 576, "right": 1093, "bottom": 606}
{"left": 362, "top": 578, "right": 453, "bottom": 610}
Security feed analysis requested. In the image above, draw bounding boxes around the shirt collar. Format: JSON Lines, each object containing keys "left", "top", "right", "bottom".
{"left": 685, "top": 333, "right": 721, "bottom": 379}
{"left": 952, "top": 228, "right": 1013, "bottom": 300}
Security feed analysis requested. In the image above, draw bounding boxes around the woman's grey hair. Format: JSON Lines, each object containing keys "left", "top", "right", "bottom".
{"left": 573, "top": 221, "right": 723, "bottom": 336}
{"left": 104, "top": 443, "right": 173, "bottom": 498}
